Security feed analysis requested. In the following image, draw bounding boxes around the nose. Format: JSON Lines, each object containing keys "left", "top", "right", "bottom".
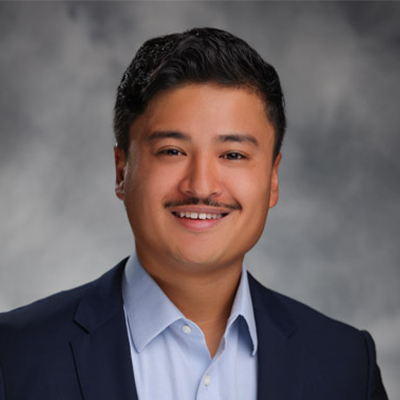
{"left": 178, "top": 153, "right": 222, "bottom": 199}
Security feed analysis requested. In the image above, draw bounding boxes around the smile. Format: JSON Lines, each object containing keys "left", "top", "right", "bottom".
{"left": 172, "top": 212, "right": 226, "bottom": 220}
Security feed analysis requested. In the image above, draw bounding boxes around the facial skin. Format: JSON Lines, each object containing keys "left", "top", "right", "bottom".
{"left": 115, "top": 83, "right": 281, "bottom": 282}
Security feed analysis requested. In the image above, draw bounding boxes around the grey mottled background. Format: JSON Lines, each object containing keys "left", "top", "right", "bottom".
{"left": 1, "top": 2, "right": 399, "bottom": 397}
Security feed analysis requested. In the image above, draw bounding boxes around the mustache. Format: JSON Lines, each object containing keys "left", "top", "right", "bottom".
{"left": 164, "top": 197, "right": 241, "bottom": 211}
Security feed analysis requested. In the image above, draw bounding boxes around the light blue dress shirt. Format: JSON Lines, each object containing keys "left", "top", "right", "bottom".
{"left": 122, "top": 254, "right": 258, "bottom": 400}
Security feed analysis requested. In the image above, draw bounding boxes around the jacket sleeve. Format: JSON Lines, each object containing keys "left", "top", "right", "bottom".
{"left": 362, "top": 331, "right": 389, "bottom": 400}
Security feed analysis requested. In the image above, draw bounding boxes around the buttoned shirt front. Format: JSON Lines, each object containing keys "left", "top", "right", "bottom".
{"left": 122, "top": 254, "right": 258, "bottom": 400}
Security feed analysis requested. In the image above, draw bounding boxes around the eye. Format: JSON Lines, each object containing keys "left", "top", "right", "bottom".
{"left": 158, "top": 148, "right": 184, "bottom": 156}
{"left": 221, "top": 152, "right": 246, "bottom": 160}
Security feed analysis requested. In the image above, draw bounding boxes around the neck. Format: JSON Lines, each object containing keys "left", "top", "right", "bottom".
{"left": 137, "top": 251, "right": 243, "bottom": 357}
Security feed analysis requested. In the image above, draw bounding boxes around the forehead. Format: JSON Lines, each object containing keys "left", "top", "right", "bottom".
{"left": 130, "top": 83, "right": 274, "bottom": 145}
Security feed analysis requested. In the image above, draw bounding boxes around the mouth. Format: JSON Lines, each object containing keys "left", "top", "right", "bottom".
{"left": 171, "top": 211, "right": 228, "bottom": 220}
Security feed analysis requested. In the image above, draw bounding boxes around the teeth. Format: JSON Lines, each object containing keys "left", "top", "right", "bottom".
{"left": 174, "top": 212, "right": 224, "bottom": 220}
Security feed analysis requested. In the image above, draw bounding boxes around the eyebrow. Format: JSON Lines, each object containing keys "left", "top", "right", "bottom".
{"left": 147, "top": 130, "right": 192, "bottom": 143}
{"left": 217, "top": 134, "right": 259, "bottom": 147}
{"left": 146, "top": 130, "right": 259, "bottom": 147}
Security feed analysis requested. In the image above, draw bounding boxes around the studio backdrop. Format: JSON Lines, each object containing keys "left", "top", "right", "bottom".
{"left": 0, "top": 2, "right": 399, "bottom": 398}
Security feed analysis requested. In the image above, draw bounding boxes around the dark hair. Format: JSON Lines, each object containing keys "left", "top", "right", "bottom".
{"left": 114, "top": 27, "right": 286, "bottom": 159}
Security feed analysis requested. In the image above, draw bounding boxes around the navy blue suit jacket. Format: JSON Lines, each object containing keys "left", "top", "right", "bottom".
{"left": 0, "top": 259, "right": 388, "bottom": 399}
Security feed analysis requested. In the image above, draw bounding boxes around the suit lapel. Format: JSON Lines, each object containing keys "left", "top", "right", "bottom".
{"left": 248, "top": 274, "right": 306, "bottom": 400}
{"left": 70, "top": 259, "right": 138, "bottom": 400}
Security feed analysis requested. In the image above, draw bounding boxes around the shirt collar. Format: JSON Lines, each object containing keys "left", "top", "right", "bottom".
{"left": 229, "top": 263, "right": 258, "bottom": 355}
{"left": 122, "top": 253, "right": 258, "bottom": 355}
{"left": 122, "top": 254, "right": 183, "bottom": 352}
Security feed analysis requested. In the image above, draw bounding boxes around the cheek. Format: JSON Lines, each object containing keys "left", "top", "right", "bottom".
{"left": 126, "top": 164, "right": 181, "bottom": 212}
{"left": 225, "top": 169, "right": 270, "bottom": 206}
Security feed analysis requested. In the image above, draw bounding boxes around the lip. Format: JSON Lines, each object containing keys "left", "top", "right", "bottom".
{"left": 168, "top": 205, "right": 230, "bottom": 215}
{"left": 168, "top": 206, "right": 230, "bottom": 232}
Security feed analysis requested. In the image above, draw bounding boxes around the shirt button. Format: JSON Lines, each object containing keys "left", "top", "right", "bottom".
{"left": 203, "top": 375, "right": 211, "bottom": 386}
{"left": 182, "top": 324, "right": 192, "bottom": 334}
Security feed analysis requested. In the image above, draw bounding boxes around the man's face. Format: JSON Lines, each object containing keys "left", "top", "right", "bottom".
{"left": 115, "top": 83, "right": 281, "bottom": 275}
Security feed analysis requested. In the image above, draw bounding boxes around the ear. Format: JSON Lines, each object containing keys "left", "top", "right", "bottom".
{"left": 114, "top": 145, "right": 127, "bottom": 201}
{"left": 269, "top": 152, "right": 282, "bottom": 208}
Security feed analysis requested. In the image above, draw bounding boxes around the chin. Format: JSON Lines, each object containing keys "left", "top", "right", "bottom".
{"left": 170, "top": 248, "right": 236, "bottom": 272}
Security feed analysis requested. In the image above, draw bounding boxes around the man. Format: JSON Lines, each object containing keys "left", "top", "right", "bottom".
{"left": 0, "top": 28, "right": 388, "bottom": 400}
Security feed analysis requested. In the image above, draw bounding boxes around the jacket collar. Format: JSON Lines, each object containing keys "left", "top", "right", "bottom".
{"left": 248, "top": 273, "right": 306, "bottom": 400}
{"left": 73, "top": 259, "right": 127, "bottom": 332}
{"left": 71, "top": 258, "right": 138, "bottom": 400}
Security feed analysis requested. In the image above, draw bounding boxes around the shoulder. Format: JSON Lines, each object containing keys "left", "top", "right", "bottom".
{"left": 0, "top": 259, "right": 127, "bottom": 342}
{"left": 248, "top": 274, "right": 388, "bottom": 398}
{"left": 248, "top": 272, "right": 370, "bottom": 354}
{"left": 0, "top": 279, "right": 90, "bottom": 344}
